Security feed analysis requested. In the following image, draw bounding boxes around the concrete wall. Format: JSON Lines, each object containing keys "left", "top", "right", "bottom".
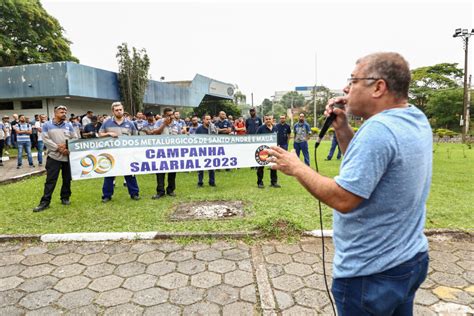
{"left": 0, "top": 99, "right": 111, "bottom": 121}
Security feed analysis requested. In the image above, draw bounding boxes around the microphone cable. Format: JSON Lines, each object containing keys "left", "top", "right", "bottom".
{"left": 313, "top": 142, "right": 337, "bottom": 316}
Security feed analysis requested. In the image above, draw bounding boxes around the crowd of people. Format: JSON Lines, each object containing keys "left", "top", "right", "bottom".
{"left": 0, "top": 104, "right": 319, "bottom": 212}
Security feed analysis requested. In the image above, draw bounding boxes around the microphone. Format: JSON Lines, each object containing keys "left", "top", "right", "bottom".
{"left": 315, "top": 102, "right": 344, "bottom": 149}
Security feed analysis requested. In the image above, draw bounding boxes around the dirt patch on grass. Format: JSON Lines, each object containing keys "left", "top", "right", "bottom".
{"left": 170, "top": 200, "right": 246, "bottom": 221}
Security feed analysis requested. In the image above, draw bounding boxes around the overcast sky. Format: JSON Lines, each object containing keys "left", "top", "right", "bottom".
{"left": 42, "top": 0, "right": 473, "bottom": 105}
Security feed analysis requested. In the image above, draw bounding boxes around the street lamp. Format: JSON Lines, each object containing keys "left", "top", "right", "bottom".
{"left": 453, "top": 28, "right": 474, "bottom": 142}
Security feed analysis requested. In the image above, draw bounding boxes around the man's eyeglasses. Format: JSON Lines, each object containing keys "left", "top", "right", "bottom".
{"left": 347, "top": 77, "right": 382, "bottom": 85}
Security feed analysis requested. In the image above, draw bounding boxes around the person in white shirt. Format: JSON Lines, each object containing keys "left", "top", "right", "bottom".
{"left": 0, "top": 119, "right": 6, "bottom": 166}
{"left": 34, "top": 115, "right": 47, "bottom": 166}
{"left": 2, "top": 116, "right": 11, "bottom": 155}
{"left": 81, "top": 110, "right": 93, "bottom": 126}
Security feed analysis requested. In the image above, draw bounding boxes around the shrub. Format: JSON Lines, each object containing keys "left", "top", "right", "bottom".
{"left": 435, "top": 128, "right": 459, "bottom": 138}
{"left": 311, "top": 127, "right": 320, "bottom": 134}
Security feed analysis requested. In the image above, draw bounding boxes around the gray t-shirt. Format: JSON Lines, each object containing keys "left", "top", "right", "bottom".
{"left": 154, "top": 119, "right": 181, "bottom": 135}
{"left": 333, "top": 106, "right": 432, "bottom": 278}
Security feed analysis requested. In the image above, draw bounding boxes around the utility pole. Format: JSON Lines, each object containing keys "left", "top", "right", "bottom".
{"left": 453, "top": 28, "right": 473, "bottom": 142}
{"left": 468, "top": 74, "right": 472, "bottom": 136}
{"left": 290, "top": 97, "right": 294, "bottom": 128}
{"left": 313, "top": 52, "right": 318, "bottom": 127}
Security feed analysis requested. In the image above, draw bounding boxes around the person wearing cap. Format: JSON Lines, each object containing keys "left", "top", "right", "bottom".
{"left": 245, "top": 108, "right": 262, "bottom": 135}
{"left": 82, "top": 116, "right": 101, "bottom": 138}
{"left": 140, "top": 112, "right": 156, "bottom": 135}
{"left": 70, "top": 116, "right": 82, "bottom": 139}
{"left": 33, "top": 105, "right": 77, "bottom": 212}
{"left": 99, "top": 102, "right": 140, "bottom": 203}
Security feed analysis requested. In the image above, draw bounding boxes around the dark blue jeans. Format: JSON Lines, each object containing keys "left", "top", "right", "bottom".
{"left": 331, "top": 251, "right": 429, "bottom": 316}
{"left": 294, "top": 141, "right": 310, "bottom": 166}
{"left": 198, "top": 170, "right": 215, "bottom": 185}
{"left": 17, "top": 141, "right": 33, "bottom": 166}
{"left": 327, "top": 136, "right": 341, "bottom": 160}
{"left": 37, "top": 140, "right": 44, "bottom": 164}
{"left": 102, "top": 175, "right": 139, "bottom": 199}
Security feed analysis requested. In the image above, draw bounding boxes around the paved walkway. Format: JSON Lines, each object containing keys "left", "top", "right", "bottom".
{"left": 0, "top": 154, "right": 45, "bottom": 184}
{"left": 0, "top": 237, "right": 473, "bottom": 315}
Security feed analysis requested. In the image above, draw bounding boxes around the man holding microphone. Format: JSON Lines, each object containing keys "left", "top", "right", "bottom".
{"left": 268, "top": 52, "right": 432, "bottom": 315}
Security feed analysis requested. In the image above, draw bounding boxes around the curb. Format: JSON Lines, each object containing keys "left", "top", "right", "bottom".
{"left": 0, "top": 234, "right": 42, "bottom": 242}
{"left": 0, "top": 169, "right": 46, "bottom": 185}
{"left": 1, "top": 229, "right": 471, "bottom": 243}
{"left": 0, "top": 231, "right": 261, "bottom": 243}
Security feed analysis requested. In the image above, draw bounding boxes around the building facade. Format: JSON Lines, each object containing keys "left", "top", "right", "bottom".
{"left": 0, "top": 62, "right": 235, "bottom": 119}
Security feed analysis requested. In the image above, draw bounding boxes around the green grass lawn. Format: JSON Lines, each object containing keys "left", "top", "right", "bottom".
{"left": 0, "top": 141, "right": 472, "bottom": 235}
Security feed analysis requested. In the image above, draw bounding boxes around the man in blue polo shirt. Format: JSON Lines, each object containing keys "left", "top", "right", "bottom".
{"left": 215, "top": 111, "right": 232, "bottom": 134}
{"left": 256, "top": 115, "right": 280, "bottom": 189}
{"left": 174, "top": 111, "right": 187, "bottom": 134}
{"left": 99, "top": 102, "right": 140, "bottom": 203}
{"left": 245, "top": 108, "right": 262, "bottom": 135}
{"left": 13, "top": 114, "right": 34, "bottom": 169}
{"left": 139, "top": 112, "right": 156, "bottom": 135}
{"left": 275, "top": 114, "right": 291, "bottom": 150}
{"left": 151, "top": 107, "right": 180, "bottom": 199}
{"left": 196, "top": 114, "right": 217, "bottom": 187}
{"left": 33, "top": 105, "right": 77, "bottom": 212}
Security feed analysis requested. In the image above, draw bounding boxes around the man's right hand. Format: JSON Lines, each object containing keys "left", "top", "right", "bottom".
{"left": 324, "top": 97, "right": 349, "bottom": 130}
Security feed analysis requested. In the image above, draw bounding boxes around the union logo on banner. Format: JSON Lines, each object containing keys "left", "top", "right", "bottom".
{"left": 80, "top": 153, "right": 115, "bottom": 176}
{"left": 254, "top": 145, "right": 271, "bottom": 166}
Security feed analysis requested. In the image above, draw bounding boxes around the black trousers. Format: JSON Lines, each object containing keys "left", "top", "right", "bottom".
{"left": 40, "top": 157, "right": 72, "bottom": 204}
{"left": 0, "top": 139, "right": 4, "bottom": 161}
{"left": 156, "top": 173, "right": 176, "bottom": 194}
{"left": 257, "top": 167, "right": 277, "bottom": 185}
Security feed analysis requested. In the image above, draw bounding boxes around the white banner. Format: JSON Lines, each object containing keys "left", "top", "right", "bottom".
{"left": 69, "top": 134, "right": 276, "bottom": 180}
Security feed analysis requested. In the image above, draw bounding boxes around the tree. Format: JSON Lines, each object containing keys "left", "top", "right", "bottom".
{"left": 0, "top": 0, "right": 78, "bottom": 66}
{"left": 233, "top": 91, "right": 246, "bottom": 105}
{"left": 261, "top": 98, "right": 273, "bottom": 115}
{"left": 425, "top": 88, "right": 464, "bottom": 130}
{"left": 193, "top": 98, "right": 241, "bottom": 118}
{"left": 311, "top": 85, "right": 332, "bottom": 117}
{"left": 281, "top": 91, "right": 305, "bottom": 109}
{"left": 116, "top": 43, "right": 150, "bottom": 115}
{"left": 409, "top": 63, "right": 463, "bottom": 112}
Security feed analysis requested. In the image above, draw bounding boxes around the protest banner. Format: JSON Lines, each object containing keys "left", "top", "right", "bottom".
{"left": 69, "top": 134, "right": 276, "bottom": 180}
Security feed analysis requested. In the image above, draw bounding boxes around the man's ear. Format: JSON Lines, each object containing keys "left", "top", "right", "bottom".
{"left": 372, "top": 79, "right": 388, "bottom": 98}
